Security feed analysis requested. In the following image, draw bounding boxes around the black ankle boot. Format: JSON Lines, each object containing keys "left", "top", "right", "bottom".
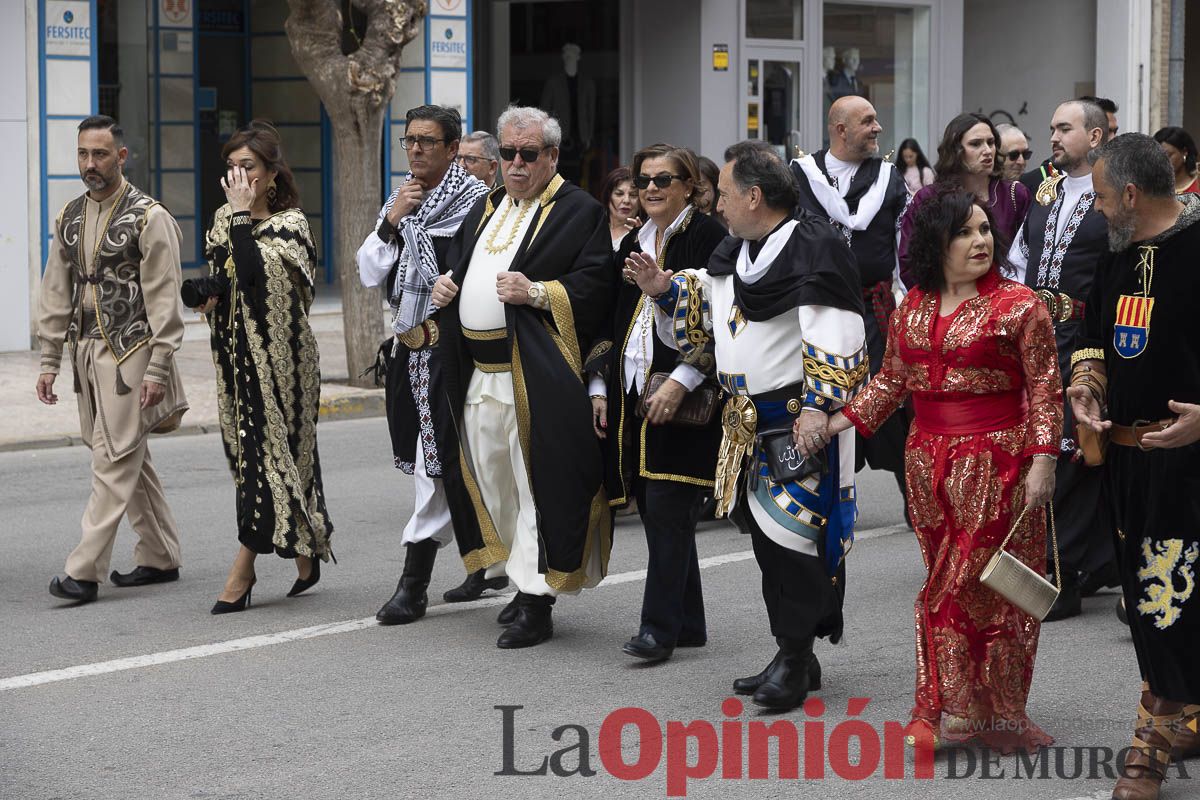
{"left": 443, "top": 569, "right": 509, "bottom": 603}
{"left": 496, "top": 593, "right": 555, "bottom": 648}
{"left": 376, "top": 539, "right": 438, "bottom": 625}
{"left": 752, "top": 636, "right": 818, "bottom": 710}
{"left": 734, "top": 650, "right": 821, "bottom": 695}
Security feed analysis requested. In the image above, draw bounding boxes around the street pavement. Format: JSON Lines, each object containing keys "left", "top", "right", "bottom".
{"left": 0, "top": 418, "right": 1159, "bottom": 800}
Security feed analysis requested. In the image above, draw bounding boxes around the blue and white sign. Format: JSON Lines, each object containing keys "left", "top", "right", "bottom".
{"left": 430, "top": 19, "right": 468, "bottom": 69}
{"left": 45, "top": 0, "right": 91, "bottom": 57}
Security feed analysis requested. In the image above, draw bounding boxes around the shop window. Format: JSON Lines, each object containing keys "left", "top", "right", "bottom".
{"left": 746, "top": 0, "right": 804, "bottom": 41}
{"left": 822, "top": 3, "right": 930, "bottom": 154}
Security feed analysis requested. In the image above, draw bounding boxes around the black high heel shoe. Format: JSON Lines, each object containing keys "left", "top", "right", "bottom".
{"left": 287, "top": 558, "right": 321, "bottom": 598}
{"left": 211, "top": 576, "right": 256, "bottom": 614}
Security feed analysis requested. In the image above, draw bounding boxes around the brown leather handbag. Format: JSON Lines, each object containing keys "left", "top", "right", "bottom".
{"left": 636, "top": 372, "right": 720, "bottom": 428}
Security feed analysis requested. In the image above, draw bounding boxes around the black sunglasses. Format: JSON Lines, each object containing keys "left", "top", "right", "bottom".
{"left": 498, "top": 145, "right": 552, "bottom": 163}
{"left": 1002, "top": 149, "right": 1033, "bottom": 162}
{"left": 634, "top": 174, "right": 687, "bottom": 190}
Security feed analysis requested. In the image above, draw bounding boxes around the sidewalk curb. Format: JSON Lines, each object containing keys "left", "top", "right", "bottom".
{"left": 0, "top": 388, "right": 385, "bottom": 454}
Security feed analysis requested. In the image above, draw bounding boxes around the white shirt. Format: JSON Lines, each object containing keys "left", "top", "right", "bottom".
{"left": 588, "top": 205, "right": 704, "bottom": 399}
{"left": 823, "top": 152, "right": 860, "bottom": 198}
{"left": 1008, "top": 172, "right": 1094, "bottom": 284}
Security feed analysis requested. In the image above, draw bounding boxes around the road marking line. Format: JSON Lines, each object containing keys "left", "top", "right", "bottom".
{"left": 0, "top": 523, "right": 908, "bottom": 692}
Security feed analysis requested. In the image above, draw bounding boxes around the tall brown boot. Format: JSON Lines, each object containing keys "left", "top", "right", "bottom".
{"left": 1112, "top": 684, "right": 1183, "bottom": 800}
{"left": 1172, "top": 704, "right": 1200, "bottom": 760}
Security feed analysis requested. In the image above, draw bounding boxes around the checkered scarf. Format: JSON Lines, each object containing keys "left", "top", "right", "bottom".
{"left": 384, "top": 162, "right": 489, "bottom": 335}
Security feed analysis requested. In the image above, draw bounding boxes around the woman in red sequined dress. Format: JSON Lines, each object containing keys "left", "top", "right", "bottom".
{"left": 806, "top": 188, "right": 1063, "bottom": 753}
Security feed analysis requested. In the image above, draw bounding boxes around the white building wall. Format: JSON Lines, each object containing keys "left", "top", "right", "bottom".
{"left": 962, "top": 0, "right": 1096, "bottom": 149}
{"left": 2, "top": 2, "right": 34, "bottom": 351}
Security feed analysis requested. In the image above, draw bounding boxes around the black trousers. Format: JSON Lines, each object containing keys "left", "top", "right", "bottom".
{"left": 743, "top": 504, "right": 847, "bottom": 643}
{"left": 1050, "top": 453, "right": 1114, "bottom": 576}
{"left": 633, "top": 478, "right": 707, "bottom": 646}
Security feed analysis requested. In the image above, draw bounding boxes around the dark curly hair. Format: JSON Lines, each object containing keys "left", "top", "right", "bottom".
{"left": 906, "top": 187, "right": 1010, "bottom": 292}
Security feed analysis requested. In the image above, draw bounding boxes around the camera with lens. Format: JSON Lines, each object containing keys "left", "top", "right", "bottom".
{"left": 180, "top": 274, "right": 231, "bottom": 309}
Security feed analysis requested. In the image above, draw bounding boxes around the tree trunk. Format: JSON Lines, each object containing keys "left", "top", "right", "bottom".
{"left": 331, "top": 108, "right": 387, "bottom": 386}
{"left": 285, "top": 0, "right": 425, "bottom": 388}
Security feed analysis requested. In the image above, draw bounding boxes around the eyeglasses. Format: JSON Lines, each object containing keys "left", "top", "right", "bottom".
{"left": 401, "top": 136, "right": 447, "bottom": 151}
{"left": 1002, "top": 149, "right": 1033, "bottom": 162}
{"left": 456, "top": 154, "right": 492, "bottom": 166}
{"left": 498, "top": 145, "right": 552, "bottom": 163}
{"left": 634, "top": 174, "right": 687, "bottom": 190}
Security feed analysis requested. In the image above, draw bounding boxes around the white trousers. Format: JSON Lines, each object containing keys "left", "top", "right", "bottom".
{"left": 463, "top": 375, "right": 557, "bottom": 597}
{"left": 401, "top": 442, "right": 454, "bottom": 548}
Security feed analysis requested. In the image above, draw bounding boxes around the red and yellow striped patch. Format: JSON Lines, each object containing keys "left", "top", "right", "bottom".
{"left": 1116, "top": 295, "right": 1154, "bottom": 328}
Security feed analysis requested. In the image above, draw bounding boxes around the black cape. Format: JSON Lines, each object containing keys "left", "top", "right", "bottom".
{"left": 586, "top": 207, "right": 727, "bottom": 502}
{"left": 438, "top": 176, "right": 616, "bottom": 591}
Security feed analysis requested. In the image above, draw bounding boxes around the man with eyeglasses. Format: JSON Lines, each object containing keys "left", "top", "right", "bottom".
{"left": 791, "top": 95, "right": 911, "bottom": 527}
{"left": 996, "top": 123, "right": 1032, "bottom": 183}
{"left": 356, "top": 105, "right": 491, "bottom": 626}
{"left": 1008, "top": 99, "right": 1116, "bottom": 621}
{"left": 431, "top": 105, "right": 614, "bottom": 649}
{"left": 456, "top": 131, "right": 500, "bottom": 187}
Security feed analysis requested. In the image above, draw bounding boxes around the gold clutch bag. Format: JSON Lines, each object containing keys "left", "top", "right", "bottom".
{"left": 980, "top": 502, "right": 1061, "bottom": 621}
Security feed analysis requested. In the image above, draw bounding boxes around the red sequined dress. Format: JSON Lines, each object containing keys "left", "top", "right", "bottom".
{"left": 842, "top": 267, "right": 1063, "bottom": 753}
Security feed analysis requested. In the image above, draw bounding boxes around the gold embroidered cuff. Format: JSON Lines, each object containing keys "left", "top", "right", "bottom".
{"left": 1070, "top": 348, "right": 1105, "bottom": 369}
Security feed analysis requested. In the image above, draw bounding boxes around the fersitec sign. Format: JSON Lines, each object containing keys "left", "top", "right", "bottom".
{"left": 44, "top": 1, "right": 91, "bottom": 57}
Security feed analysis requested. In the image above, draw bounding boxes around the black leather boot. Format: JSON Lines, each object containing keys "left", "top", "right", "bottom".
{"left": 376, "top": 539, "right": 438, "bottom": 625}
{"left": 496, "top": 592, "right": 554, "bottom": 648}
{"left": 497, "top": 594, "right": 520, "bottom": 625}
{"left": 443, "top": 569, "right": 509, "bottom": 603}
{"left": 1044, "top": 568, "right": 1082, "bottom": 622}
{"left": 752, "top": 636, "right": 818, "bottom": 710}
{"left": 734, "top": 649, "right": 821, "bottom": 695}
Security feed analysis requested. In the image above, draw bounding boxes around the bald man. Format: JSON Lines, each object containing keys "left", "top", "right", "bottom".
{"left": 791, "top": 96, "right": 911, "bottom": 523}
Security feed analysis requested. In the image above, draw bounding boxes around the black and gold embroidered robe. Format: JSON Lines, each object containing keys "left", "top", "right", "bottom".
{"left": 438, "top": 177, "right": 616, "bottom": 591}
{"left": 204, "top": 205, "right": 334, "bottom": 560}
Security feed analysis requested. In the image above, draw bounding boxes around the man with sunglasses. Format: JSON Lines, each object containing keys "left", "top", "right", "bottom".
{"left": 357, "top": 105, "right": 492, "bottom": 626}
{"left": 996, "top": 123, "right": 1033, "bottom": 183}
{"left": 431, "top": 105, "right": 614, "bottom": 649}
{"left": 1008, "top": 99, "right": 1117, "bottom": 621}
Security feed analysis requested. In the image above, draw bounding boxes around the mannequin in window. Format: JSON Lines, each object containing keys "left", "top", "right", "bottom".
{"left": 539, "top": 43, "right": 596, "bottom": 153}
{"left": 822, "top": 46, "right": 838, "bottom": 108}
{"left": 828, "top": 47, "right": 866, "bottom": 101}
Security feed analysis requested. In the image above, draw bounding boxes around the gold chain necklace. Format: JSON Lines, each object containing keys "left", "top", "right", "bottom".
{"left": 484, "top": 197, "right": 533, "bottom": 254}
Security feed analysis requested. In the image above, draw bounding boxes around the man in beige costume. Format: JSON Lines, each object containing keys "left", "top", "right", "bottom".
{"left": 37, "top": 116, "right": 188, "bottom": 605}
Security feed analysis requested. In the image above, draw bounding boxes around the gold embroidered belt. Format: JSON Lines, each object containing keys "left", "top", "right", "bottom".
{"left": 1035, "top": 289, "right": 1085, "bottom": 323}
{"left": 396, "top": 319, "right": 439, "bottom": 350}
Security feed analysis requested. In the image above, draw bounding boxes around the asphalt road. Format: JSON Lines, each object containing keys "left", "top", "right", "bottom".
{"left": 0, "top": 418, "right": 1158, "bottom": 800}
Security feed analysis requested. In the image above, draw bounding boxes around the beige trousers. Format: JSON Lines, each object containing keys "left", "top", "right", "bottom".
{"left": 64, "top": 339, "right": 182, "bottom": 582}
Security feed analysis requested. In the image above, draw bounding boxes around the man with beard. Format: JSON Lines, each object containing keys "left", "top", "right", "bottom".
{"left": 1070, "top": 132, "right": 1200, "bottom": 800}
{"left": 1008, "top": 99, "right": 1116, "bottom": 620}
{"left": 357, "top": 105, "right": 491, "bottom": 625}
{"left": 1019, "top": 96, "right": 1119, "bottom": 195}
{"left": 791, "top": 96, "right": 910, "bottom": 523}
{"left": 37, "top": 115, "right": 188, "bottom": 605}
{"left": 632, "top": 141, "right": 866, "bottom": 710}
{"left": 431, "top": 106, "right": 614, "bottom": 648}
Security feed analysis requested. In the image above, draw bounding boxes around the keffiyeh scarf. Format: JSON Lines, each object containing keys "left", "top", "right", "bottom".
{"left": 384, "top": 161, "right": 489, "bottom": 335}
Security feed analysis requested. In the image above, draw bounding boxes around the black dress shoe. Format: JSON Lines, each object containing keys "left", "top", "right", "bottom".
{"left": 110, "top": 566, "right": 180, "bottom": 587}
{"left": 443, "top": 569, "right": 509, "bottom": 603}
{"left": 376, "top": 540, "right": 438, "bottom": 625}
{"left": 622, "top": 632, "right": 674, "bottom": 663}
{"left": 287, "top": 558, "right": 321, "bottom": 597}
{"left": 497, "top": 595, "right": 554, "bottom": 649}
{"left": 497, "top": 595, "right": 520, "bottom": 626}
{"left": 1079, "top": 561, "right": 1121, "bottom": 597}
{"left": 752, "top": 636, "right": 819, "bottom": 710}
{"left": 1044, "top": 573, "right": 1082, "bottom": 622}
{"left": 49, "top": 575, "right": 98, "bottom": 604}
{"left": 734, "top": 651, "right": 821, "bottom": 695}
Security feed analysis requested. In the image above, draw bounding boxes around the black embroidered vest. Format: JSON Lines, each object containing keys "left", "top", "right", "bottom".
{"left": 58, "top": 183, "right": 160, "bottom": 363}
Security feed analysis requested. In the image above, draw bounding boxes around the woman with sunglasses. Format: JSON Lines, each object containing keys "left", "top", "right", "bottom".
{"left": 584, "top": 143, "right": 726, "bottom": 663}
{"left": 898, "top": 113, "right": 1031, "bottom": 290}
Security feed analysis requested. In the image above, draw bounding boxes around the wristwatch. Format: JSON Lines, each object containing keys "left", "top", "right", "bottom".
{"left": 527, "top": 281, "right": 545, "bottom": 306}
